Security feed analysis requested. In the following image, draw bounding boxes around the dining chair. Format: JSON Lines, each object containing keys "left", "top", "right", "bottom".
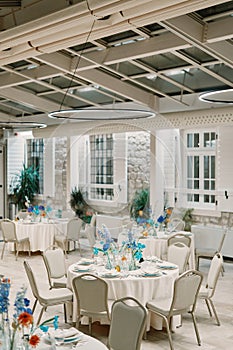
{"left": 108, "top": 297, "right": 147, "bottom": 350}
{"left": 72, "top": 273, "right": 111, "bottom": 334}
{"left": 167, "top": 233, "right": 192, "bottom": 248}
{"left": 85, "top": 225, "right": 96, "bottom": 248}
{"left": 146, "top": 269, "right": 203, "bottom": 350}
{"left": 195, "top": 230, "right": 226, "bottom": 271}
{"left": 54, "top": 217, "right": 83, "bottom": 258}
{"left": 42, "top": 245, "right": 67, "bottom": 289}
{"left": 0, "top": 218, "right": 31, "bottom": 260}
{"left": 23, "top": 260, "right": 73, "bottom": 325}
{"left": 167, "top": 218, "right": 185, "bottom": 232}
{"left": 167, "top": 242, "right": 191, "bottom": 274}
{"left": 198, "top": 253, "right": 223, "bottom": 326}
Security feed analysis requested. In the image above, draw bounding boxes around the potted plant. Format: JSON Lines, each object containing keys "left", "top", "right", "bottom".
{"left": 70, "top": 187, "right": 91, "bottom": 223}
{"left": 10, "top": 164, "right": 39, "bottom": 211}
{"left": 181, "top": 208, "right": 194, "bottom": 231}
{"left": 130, "top": 188, "right": 150, "bottom": 220}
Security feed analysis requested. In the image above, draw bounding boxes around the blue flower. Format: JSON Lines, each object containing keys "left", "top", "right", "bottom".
{"left": 53, "top": 315, "right": 59, "bottom": 330}
{"left": 40, "top": 325, "right": 49, "bottom": 332}
{"left": 103, "top": 242, "right": 110, "bottom": 252}
{"left": 93, "top": 247, "right": 99, "bottom": 256}
{"left": 24, "top": 298, "right": 30, "bottom": 306}
{"left": 157, "top": 215, "right": 165, "bottom": 223}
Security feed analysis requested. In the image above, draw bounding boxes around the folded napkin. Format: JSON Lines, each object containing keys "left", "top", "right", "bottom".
{"left": 77, "top": 258, "right": 94, "bottom": 265}
{"left": 48, "top": 327, "right": 80, "bottom": 339}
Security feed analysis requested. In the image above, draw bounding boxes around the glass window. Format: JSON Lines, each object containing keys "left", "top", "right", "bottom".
{"left": 185, "top": 130, "right": 216, "bottom": 207}
{"left": 89, "top": 134, "right": 114, "bottom": 200}
{"left": 27, "top": 139, "right": 44, "bottom": 194}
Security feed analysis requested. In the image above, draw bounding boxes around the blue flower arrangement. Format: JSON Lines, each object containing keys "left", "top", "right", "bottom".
{"left": 120, "top": 230, "right": 146, "bottom": 270}
{"left": 27, "top": 204, "right": 52, "bottom": 219}
{"left": 0, "top": 278, "right": 58, "bottom": 349}
{"left": 93, "top": 225, "right": 118, "bottom": 269}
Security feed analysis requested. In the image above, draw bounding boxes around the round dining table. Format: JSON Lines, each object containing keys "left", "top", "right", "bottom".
{"left": 67, "top": 258, "right": 179, "bottom": 331}
{"left": 9, "top": 219, "right": 68, "bottom": 252}
{"left": 37, "top": 331, "right": 108, "bottom": 350}
{"left": 118, "top": 230, "right": 195, "bottom": 269}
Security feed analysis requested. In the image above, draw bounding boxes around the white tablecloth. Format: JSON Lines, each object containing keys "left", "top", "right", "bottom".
{"left": 37, "top": 332, "right": 108, "bottom": 350}
{"left": 119, "top": 231, "right": 195, "bottom": 269}
{"left": 12, "top": 220, "right": 68, "bottom": 252}
{"left": 67, "top": 262, "right": 179, "bottom": 331}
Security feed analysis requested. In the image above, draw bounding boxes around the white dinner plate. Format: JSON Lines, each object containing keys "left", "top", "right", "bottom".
{"left": 45, "top": 334, "right": 82, "bottom": 344}
{"left": 99, "top": 272, "right": 120, "bottom": 278}
{"left": 157, "top": 263, "right": 177, "bottom": 270}
{"left": 141, "top": 272, "right": 162, "bottom": 277}
{"left": 77, "top": 259, "right": 94, "bottom": 265}
{"left": 73, "top": 265, "right": 94, "bottom": 273}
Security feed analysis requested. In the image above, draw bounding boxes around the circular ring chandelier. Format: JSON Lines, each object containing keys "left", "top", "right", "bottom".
{"left": 48, "top": 108, "right": 156, "bottom": 121}
{"left": 199, "top": 89, "right": 233, "bottom": 104}
{"left": 0, "top": 121, "right": 47, "bottom": 129}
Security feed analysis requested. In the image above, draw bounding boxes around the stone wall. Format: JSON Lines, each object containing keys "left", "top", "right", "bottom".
{"left": 193, "top": 212, "right": 233, "bottom": 228}
{"left": 50, "top": 137, "right": 68, "bottom": 210}
{"left": 127, "top": 132, "right": 150, "bottom": 202}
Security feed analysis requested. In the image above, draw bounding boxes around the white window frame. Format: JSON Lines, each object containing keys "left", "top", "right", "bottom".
{"left": 183, "top": 129, "right": 217, "bottom": 209}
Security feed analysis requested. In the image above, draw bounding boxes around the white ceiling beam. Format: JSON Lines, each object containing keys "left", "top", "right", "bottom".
{"left": 81, "top": 33, "right": 190, "bottom": 66}
{"left": 206, "top": 17, "right": 233, "bottom": 43}
{"left": 161, "top": 15, "right": 233, "bottom": 68}
{"left": 173, "top": 51, "right": 233, "bottom": 88}
{"left": 37, "top": 52, "right": 158, "bottom": 109}
{"left": 0, "top": 87, "right": 60, "bottom": 112}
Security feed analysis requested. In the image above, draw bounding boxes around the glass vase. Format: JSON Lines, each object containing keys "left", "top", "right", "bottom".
{"left": 105, "top": 253, "right": 113, "bottom": 270}
{"left": 128, "top": 251, "right": 137, "bottom": 271}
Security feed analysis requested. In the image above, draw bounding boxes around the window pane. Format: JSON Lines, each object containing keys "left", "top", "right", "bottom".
{"left": 204, "top": 180, "right": 209, "bottom": 190}
{"left": 187, "top": 179, "right": 192, "bottom": 189}
{"left": 187, "top": 156, "right": 193, "bottom": 177}
{"left": 204, "top": 133, "right": 209, "bottom": 147}
{"left": 211, "top": 195, "right": 215, "bottom": 203}
{"left": 194, "top": 133, "right": 199, "bottom": 147}
{"left": 194, "top": 156, "right": 199, "bottom": 177}
{"left": 194, "top": 180, "right": 199, "bottom": 189}
{"left": 211, "top": 156, "right": 215, "bottom": 178}
{"left": 194, "top": 194, "right": 199, "bottom": 202}
{"left": 187, "top": 134, "right": 193, "bottom": 148}
{"left": 211, "top": 180, "right": 215, "bottom": 190}
{"left": 187, "top": 194, "right": 193, "bottom": 202}
{"left": 204, "top": 156, "right": 209, "bottom": 178}
{"left": 204, "top": 195, "right": 209, "bottom": 203}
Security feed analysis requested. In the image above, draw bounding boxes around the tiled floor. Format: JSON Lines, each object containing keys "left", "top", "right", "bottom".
{"left": 1, "top": 239, "right": 233, "bottom": 350}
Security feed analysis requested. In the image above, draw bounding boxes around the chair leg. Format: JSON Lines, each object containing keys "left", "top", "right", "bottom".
{"left": 88, "top": 317, "right": 92, "bottom": 335}
{"left": 205, "top": 299, "right": 213, "bottom": 317}
{"left": 163, "top": 316, "right": 174, "bottom": 350}
{"left": 78, "top": 240, "right": 82, "bottom": 257}
{"left": 37, "top": 306, "right": 45, "bottom": 325}
{"left": 1, "top": 242, "right": 6, "bottom": 259}
{"left": 64, "top": 303, "right": 67, "bottom": 323}
{"left": 209, "top": 299, "right": 221, "bottom": 326}
{"left": 32, "top": 299, "right": 38, "bottom": 313}
{"left": 16, "top": 243, "right": 19, "bottom": 261}
{"left": 28, "top": 241, "right": 31, "bottom": 257}
{"left": 191, "top": 312, "right": 201, "bottom": 346}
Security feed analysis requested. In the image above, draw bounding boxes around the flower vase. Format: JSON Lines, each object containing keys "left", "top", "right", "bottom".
{"left": 128, "top": 251, "right": 137, "bottom": 271}
{"left": 105, "top": 253, "right": 113, "bottom": 270}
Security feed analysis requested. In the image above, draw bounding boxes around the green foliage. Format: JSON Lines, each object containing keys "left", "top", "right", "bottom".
{"left": 70, "top": 187, "right": 90, "bottom": 223}
{"left": 181, "top": 208, "right": 194, "bottom": 231}
{"left": 130, "top": 188, "right": 150, "bottom": 220}
{"left": 10, "top": 164, "right": 39, "bottom": 210}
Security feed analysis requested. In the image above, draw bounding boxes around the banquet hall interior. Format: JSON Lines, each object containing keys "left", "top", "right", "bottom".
{"left": 0, "top": 1, "right": 233, "bottom": 350}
